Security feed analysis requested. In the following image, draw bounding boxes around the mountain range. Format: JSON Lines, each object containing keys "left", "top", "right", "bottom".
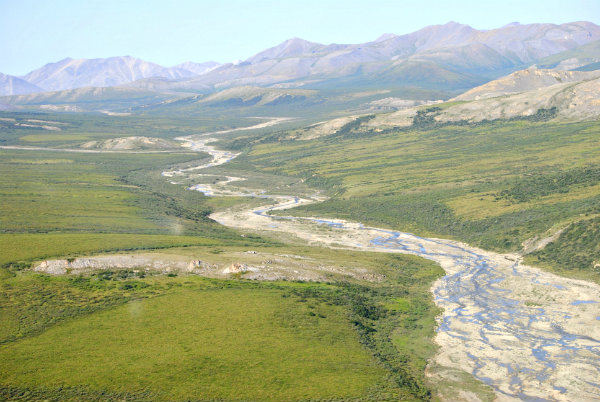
{"left": 1, "top": 57, "right": 220, "bottom": 95}
{"left": 20, "top": 57, "right": 220, "bottom": 92}
{"left": 178, "top": 21, "right": 599, "bottom": 89}
{"left": 1, "top": 21, "right": 600, "bottom": 98}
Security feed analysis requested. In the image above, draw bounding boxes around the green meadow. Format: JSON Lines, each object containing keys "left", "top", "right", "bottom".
{"left": 0, "top": 146, "right": 275, "bottom": 269}
{"left": 0, "top": 111, "right": 460, "bottom": 401}
{"left": 3, "top": 108, "right": 597, "bottom": 401}
{"left": 1, "top": 286, "right": 387, "bottom": 401}
{"left": 0, "top": 250, "right": 445, "bottom": 402}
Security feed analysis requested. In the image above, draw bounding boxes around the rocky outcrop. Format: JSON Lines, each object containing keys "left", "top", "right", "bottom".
{"left": 453, "top": 68, "right": 600, "bottom": 101}
{"left": 80, "top": 136, "right": 179, "bottom": 150}
{"left": 33, "top": 255, "right": 215, "bottom": 275}
{"left": 222, "top": 263, "right": 251, "bottom": 274}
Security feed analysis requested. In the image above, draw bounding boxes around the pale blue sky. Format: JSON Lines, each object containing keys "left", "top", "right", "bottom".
{"left": 1, "top": 0, "right": 598, "bottom": 76}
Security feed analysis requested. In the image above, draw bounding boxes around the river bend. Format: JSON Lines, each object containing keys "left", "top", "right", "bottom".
{"left": 163, "top": 131, "right": 600, "bottom": 402}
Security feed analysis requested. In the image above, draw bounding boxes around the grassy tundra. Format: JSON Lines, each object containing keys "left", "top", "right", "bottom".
{"left": 233, "top": 119, "right": 600, "bottom": 282}
{"left": 0, "top": 111, "right": 459, "bottom": 401}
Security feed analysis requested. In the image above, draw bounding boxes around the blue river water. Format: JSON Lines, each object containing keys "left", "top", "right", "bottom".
{"left": 164, "top": 133, "right": 600, "bottom": 402}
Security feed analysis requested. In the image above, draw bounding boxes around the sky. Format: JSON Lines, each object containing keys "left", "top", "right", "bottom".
{"left": 1, "top": 0, "right": 599, "bottom": 76}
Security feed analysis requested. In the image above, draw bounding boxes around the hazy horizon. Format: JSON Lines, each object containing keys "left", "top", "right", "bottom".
{"left": 1, "top": 0, "right": 599, "bottom": 76}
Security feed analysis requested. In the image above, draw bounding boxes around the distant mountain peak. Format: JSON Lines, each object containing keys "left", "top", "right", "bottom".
{"left": 172, "top": 61, "right": 221, "bottom": 76}
{"left": 3, "top": 20, "right": 599, "bottom": 98}
{"left": 430, "top": 21, "right": 474, "bottom": 32}
{"left": 246, "top": 37, "right": 324, "bottom": 63}
{"left": 278, "top": 37, "right": 321, "bottom": 50}
{"left": 19, "top": 56, "right": 219, "bottom": 92}
{"left": 284, "top": 37, "right": 312, "bottom": 44}
{"left": 375, "top": 33, "right": 397, "bottom": 42}
{"left": 443, "top": 21, "right": 471, "bottom": 28}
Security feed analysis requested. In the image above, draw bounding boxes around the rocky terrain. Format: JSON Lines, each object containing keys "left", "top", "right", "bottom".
{"left": 33, "top": 251, "right": 384, "bottom": 283}
{"left": 80, "top": 136, "right": 180, "bottom": 150}
{"left": 453, "top": 68, "right": 600, "bottom": 100}
{"left": 0, "top": 73, "right": 44, "bottom": 96}
{"left": 159, "top": 21, "right": 600, "bottom": 92}
{"left": 362, "top": 67, "right": 600, "bottom": 128}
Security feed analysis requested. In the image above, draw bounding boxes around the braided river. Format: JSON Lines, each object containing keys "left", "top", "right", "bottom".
{"left": 163, "top": 130, "right": 600, "bottom": 402}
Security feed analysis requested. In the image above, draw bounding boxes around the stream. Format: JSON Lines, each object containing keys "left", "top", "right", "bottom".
{"left": 163, "top": 128, "right": 600, "bottom": 402}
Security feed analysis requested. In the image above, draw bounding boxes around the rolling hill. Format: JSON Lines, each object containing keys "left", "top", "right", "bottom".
{"left": 0, "top": 86, "right": 184, "bottom": 112}
{"left": 453, "top": 68, "right": 600, "bottom": 100}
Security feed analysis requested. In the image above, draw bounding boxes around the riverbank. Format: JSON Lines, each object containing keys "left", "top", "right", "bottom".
{"left": 175, "top": 133, "right": 600, "bottom": 402}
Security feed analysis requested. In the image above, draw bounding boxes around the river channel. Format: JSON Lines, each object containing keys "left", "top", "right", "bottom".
{"left": 163, "top": 130, "right": 600, "bottom": 402}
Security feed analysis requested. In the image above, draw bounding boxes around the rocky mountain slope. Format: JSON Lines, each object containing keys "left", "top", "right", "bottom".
{"left": 2, "top": 21, "right": 599, "bottom": 101}
{"left": 3, "top": 22, "right": 600, "bottom": 98}
{"left": 442, "top": 77, "right": 600, "bottom": 121}
{"left": 536, "top": 39, "right": 600, "bottom": 70}
{"left": 172, "top": 61, "right": 220, "bottom": 76}
{"left": 364, "top": 68, "right": 600, "bottom": 128}
{"left": 20, "top": 56, "right": 221, "bottom": 92}
{"left": 453, "top": 68, "right": 600, "bottom": 100}
{"left": 0, "top": 73, "right": 44, "bottom": 96}
{"left": 156, "top": 21, "right": 600, "bottom": 92}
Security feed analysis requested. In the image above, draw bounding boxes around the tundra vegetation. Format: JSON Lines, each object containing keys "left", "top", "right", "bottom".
{"left": 0, "top": 111, "right": 447, "bottom": 401}
{"left": 235, "top": 118, "right": 600, "bottom": 282}
{"left": 0, "top": 102, "right": 598, "bottom": 401}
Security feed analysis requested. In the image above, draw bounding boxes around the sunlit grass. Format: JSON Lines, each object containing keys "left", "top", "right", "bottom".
{"left": 20, "top": 134, "right": 91, "bottom": 142}
{"left": 242, "top": 119, "right": 600, "bottom": 255}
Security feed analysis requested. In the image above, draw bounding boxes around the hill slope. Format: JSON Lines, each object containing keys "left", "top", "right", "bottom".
{"left": 535, "top": 39, "right": 600, "bottom": 70}
{"left": 159, "top": 21, "right": 600, "bottom": 92}
{"left": 4, "top": 21, "right": 599, "bottom": 103}
{"left": 0, "top": 73, "right": 44, "bottom": 96}
{"left": 453, "top": 68, "right": 600, "bottom": 100}
{"left": 0, "top": 86, "right": 182, "bottom": 112}
{"left": 356, "top": 68, "right": 600, "bottom": 127}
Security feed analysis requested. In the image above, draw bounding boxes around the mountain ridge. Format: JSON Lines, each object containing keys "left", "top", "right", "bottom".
{"left": 19, "top": 56, "right": 222, "bottom": 92}
{"left": 148, "top": 21, "right": 600, "bottom": 93}
{"left": 2, "top": 21, "right": 600, "bottom": 97}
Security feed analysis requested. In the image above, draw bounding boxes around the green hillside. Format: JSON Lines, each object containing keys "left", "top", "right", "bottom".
{"left": 0, "top": 109, "right": 466, "bottom": 401}
{"left": 232, "top": 118, "right": 600, "bottom": 281}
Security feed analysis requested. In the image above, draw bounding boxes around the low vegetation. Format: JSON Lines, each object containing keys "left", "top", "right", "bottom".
{"left": 0, "top": 110, "right": 452, "bottom": 401}
{"left": 0, "top": 147, "right": 275, "bottom": 269}
{"left": 2, "top": 105, "right": 597, "bottom": 401}
{"left": 0, "top": 250, "right": 443, "bottom": 402}
{"left": 526, "top": 217, "right": 600, "bottom": 283}
{"left": 230, "top": 119, "right": 600, "bottom": 280}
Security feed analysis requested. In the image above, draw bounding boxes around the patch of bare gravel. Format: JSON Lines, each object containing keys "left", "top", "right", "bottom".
{"left": 174, "top": 134, "right": 600, "bottom": 402}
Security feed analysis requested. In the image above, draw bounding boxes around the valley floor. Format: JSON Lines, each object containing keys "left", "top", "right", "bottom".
{"left": 167, "top": 134, "right": 600, "bottom": 402}
{"left": 2, "top": 112, "right": 599, "bottom": 402}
